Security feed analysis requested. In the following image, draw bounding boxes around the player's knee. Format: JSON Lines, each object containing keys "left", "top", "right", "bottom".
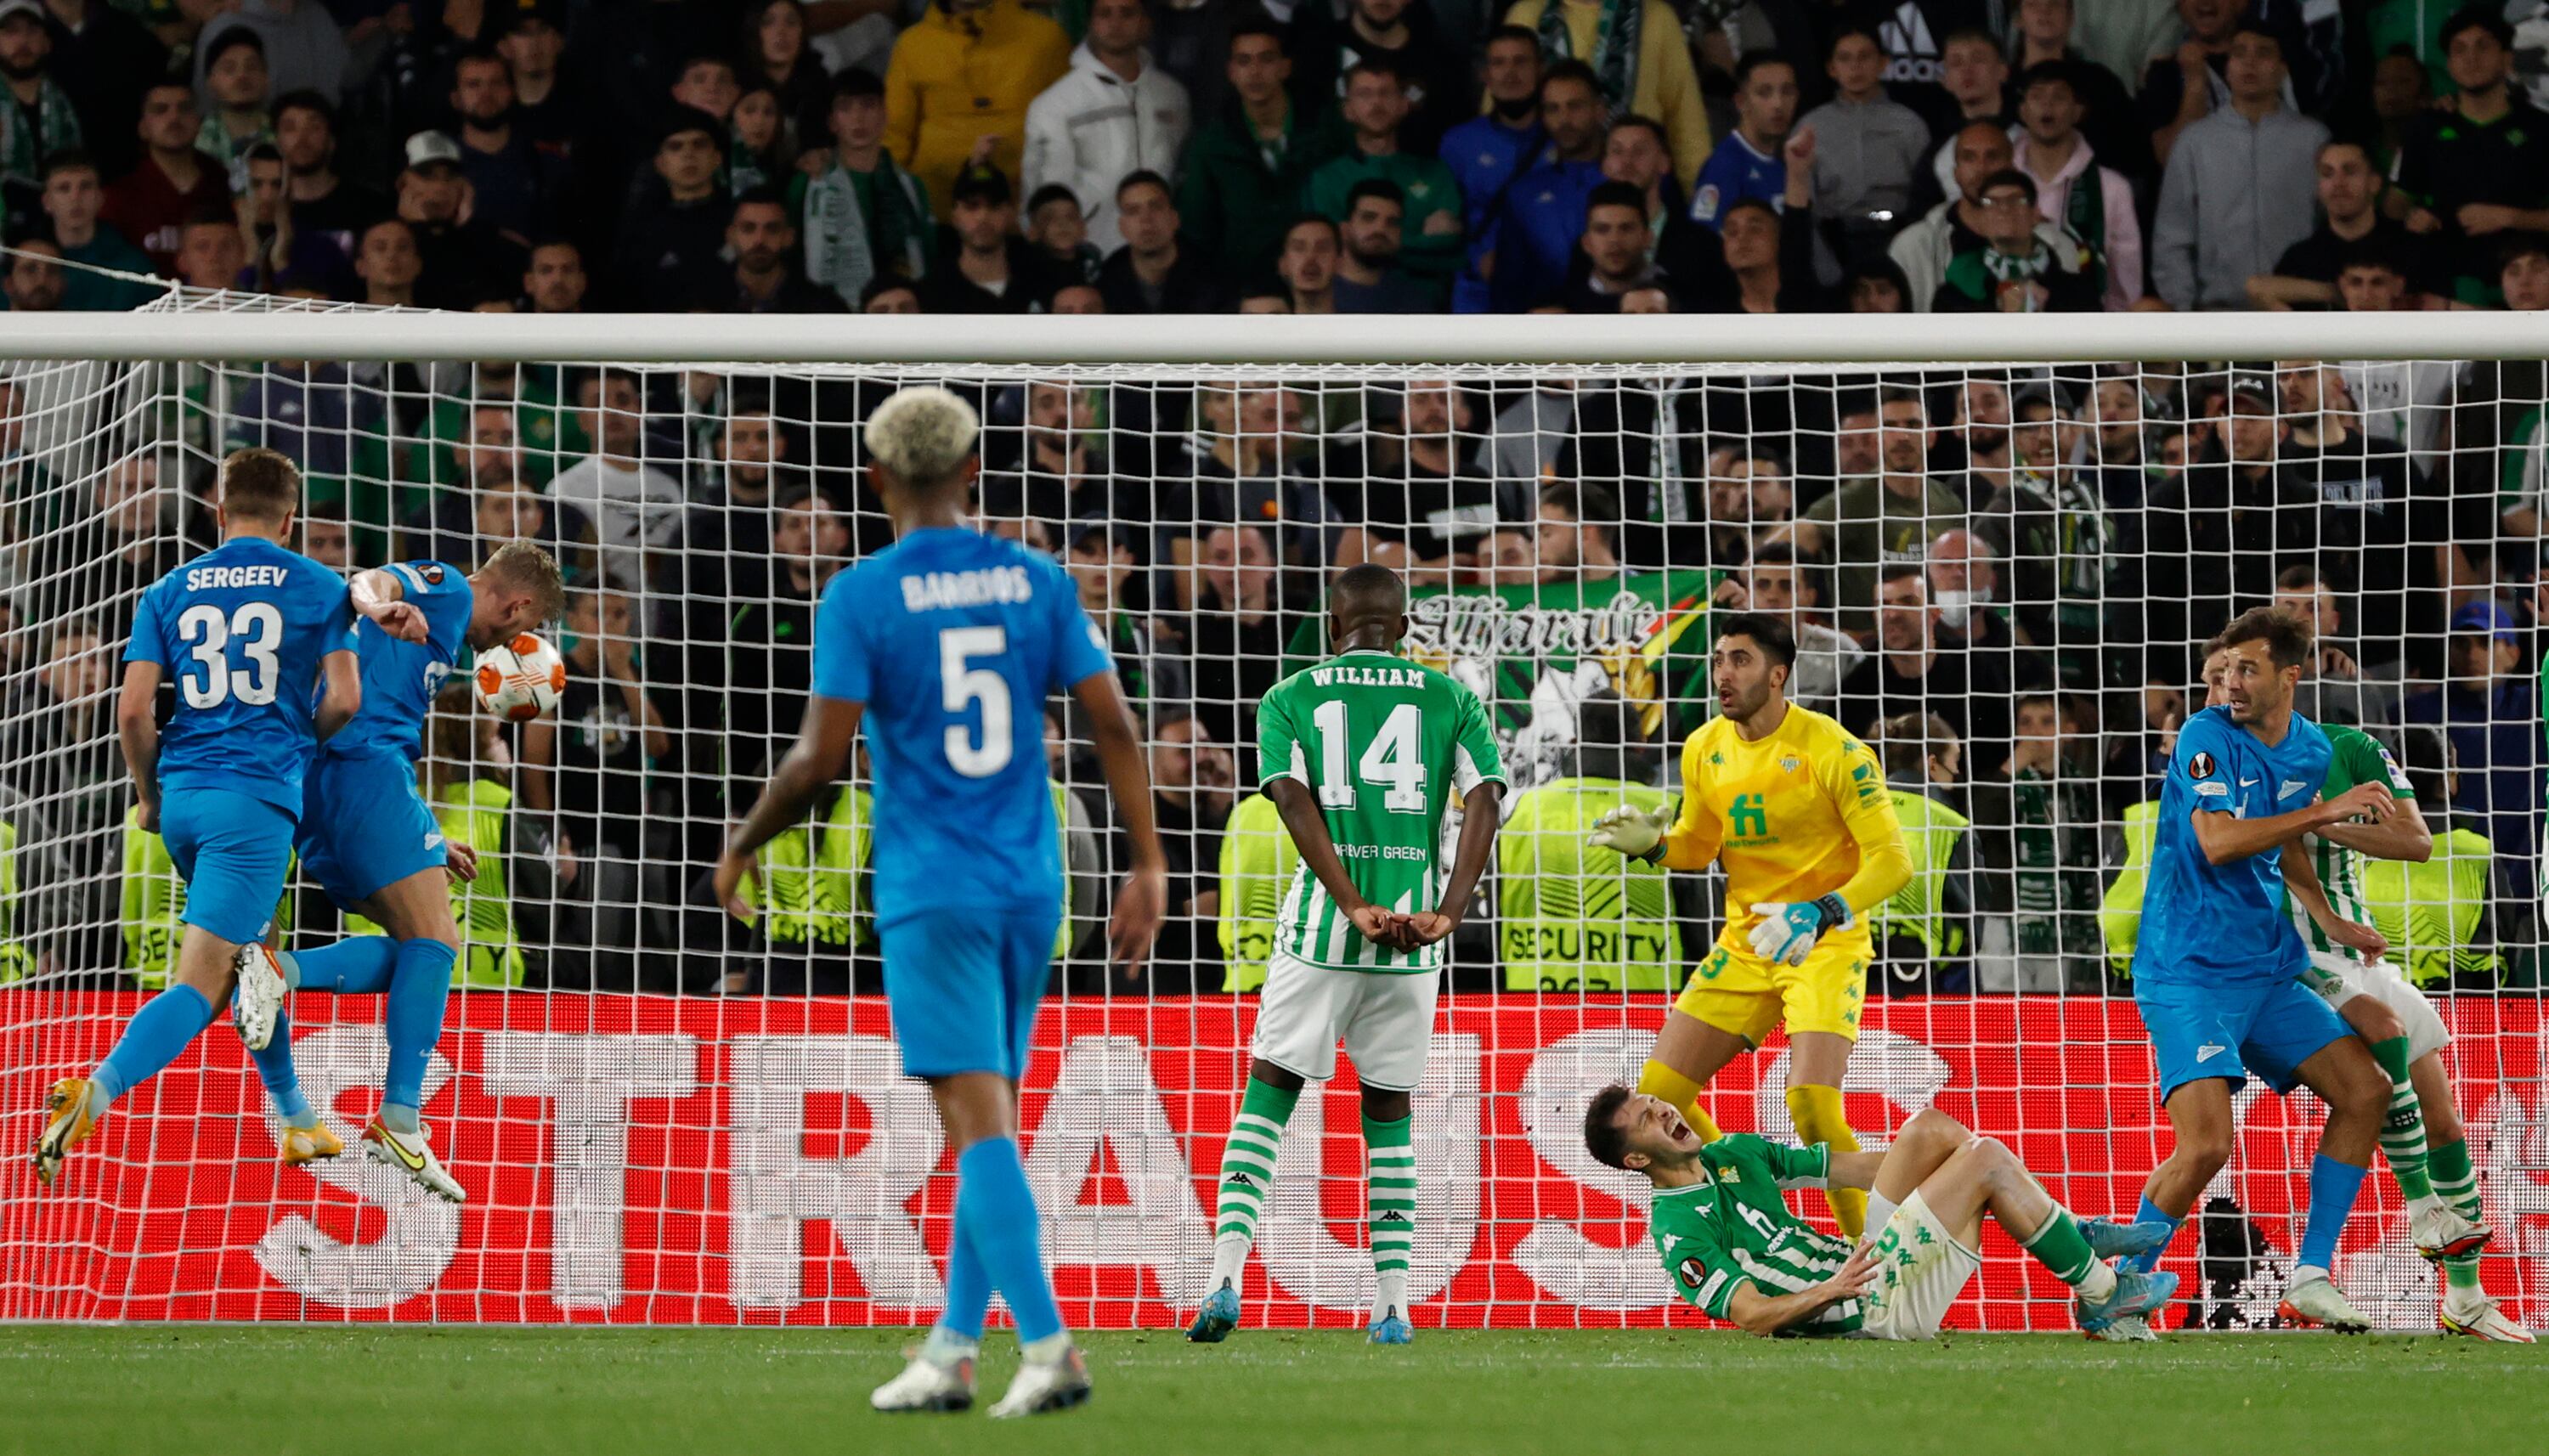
{"left": 2330, "top": 1057, "right": 2391, "bottom": 1119}
{"left": 1898, "top": 1108, "right": 1966, "bottom": 1156}
{"left": 2344, "top": 996, "right": 2405, "bottom": 1046}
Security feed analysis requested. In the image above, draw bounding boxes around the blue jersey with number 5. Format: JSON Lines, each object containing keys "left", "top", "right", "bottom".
{"left": 323, "top": 560, "right": 475, "bottom": 761}
{"left": 123, "top": 536, "right": 356, "bottom": 814}
{"left": 811, "top": 527, "right": 1114, "bottom": 918}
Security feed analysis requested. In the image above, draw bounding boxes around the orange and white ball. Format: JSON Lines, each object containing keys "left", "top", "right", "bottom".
{"left": 472, "top": 632, "right": 565, "bottom": 721}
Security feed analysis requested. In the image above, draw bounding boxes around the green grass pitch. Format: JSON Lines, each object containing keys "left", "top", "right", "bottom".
{"left": 3, "top": 1326, "right": 2542, "bottom": 1456}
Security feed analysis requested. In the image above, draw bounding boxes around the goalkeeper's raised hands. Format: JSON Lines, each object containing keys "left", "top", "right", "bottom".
{"left": 1588, "top": 804, "right": 1671, "bottom": 861}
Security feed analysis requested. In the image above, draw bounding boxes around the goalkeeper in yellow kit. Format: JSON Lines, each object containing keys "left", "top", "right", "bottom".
{"left": 1587, "top": 612, "right": 1912, "bottom": 1238}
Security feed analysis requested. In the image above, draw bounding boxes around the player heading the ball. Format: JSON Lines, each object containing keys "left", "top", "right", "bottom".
{"left": 1189, "top": 563, "right": 1505, "bottom": 1347}
{"left": 1583, "top": 1088, "right": 2177, "bottom": 1338}
{"left": 713, "top": 385, "right": 1167, "bottom": 1419}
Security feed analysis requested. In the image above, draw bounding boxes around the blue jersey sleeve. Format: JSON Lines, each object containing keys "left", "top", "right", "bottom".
{"left": 123, "top": 581, "right": 167, "bottom": 665}
{"left": 1047, "top": 562, "right": 1113, "bottom": 692}
{"left": 811, "top": 568, "right": 871, "bottom": 703}
{"left": 2172, "top": 714, "right": 2240, "bottom": 813}
{"left": 314, "top": 566, "right": 357, "bottom": 657}
{"left": 387, "top": 562, "right": 466, "bottom": 656}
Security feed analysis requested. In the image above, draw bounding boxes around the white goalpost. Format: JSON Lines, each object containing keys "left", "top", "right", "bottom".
{"left": 0, "top": 298, "right": 2539, "bottom": 1333}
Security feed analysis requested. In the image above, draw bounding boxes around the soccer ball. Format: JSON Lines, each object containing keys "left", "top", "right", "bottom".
{"left": 473, "top": 633, "right": 565, "bottom": 722}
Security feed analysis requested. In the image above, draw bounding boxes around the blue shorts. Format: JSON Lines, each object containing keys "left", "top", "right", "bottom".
{"left": 297, "top": 751, "right": 444, "bottom": 911}
{"left": 159, "top": 789, "right": 295, "bottom": 946}
{"left": 878, "top": 906, "right": 1061, "bottom": 1080}
{"left": 2138, "top": 977, "right": 2353, "bottom": 1100}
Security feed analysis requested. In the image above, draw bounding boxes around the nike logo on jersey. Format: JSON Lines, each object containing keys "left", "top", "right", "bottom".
{"left": 2238, "top": 778, "right": 2259, "bottom": 788}
{"left": 2196, "top": 1044, "right": 2229, "bottom": 1063}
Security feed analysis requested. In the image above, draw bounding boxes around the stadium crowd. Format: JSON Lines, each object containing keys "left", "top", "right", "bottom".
{"left": 0, "top": 0, "right": 2546, "bottom": 1002}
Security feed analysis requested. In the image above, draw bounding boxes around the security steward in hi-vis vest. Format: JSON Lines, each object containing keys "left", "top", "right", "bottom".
{"left": 1868, "top": 715, "right": 1971, "bottom": 991}
{"left": 0, "top": 816, "right": 31, "bottom": 981}
{"left": 2099, "top": 801, "right": 2161, "bottom": 976}
{"left": 1497, "top": 692, "right": 1681, "bottom": 990}
{"left": 1217, "top": 788, "right": 1303, "bottom": 993}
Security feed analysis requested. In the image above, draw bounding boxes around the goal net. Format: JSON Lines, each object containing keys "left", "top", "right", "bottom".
{"left": 0, "top": 295, "right": 2541, "bottom": 1333}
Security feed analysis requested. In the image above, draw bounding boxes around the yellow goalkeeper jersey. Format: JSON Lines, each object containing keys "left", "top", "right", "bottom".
{"left": 1660, "top": 703, "right": 1907, "bottom": 945}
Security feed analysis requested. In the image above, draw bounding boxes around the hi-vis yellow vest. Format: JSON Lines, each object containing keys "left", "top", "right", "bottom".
{"left": 746, "top": 782, "right": 1073, "bottom": 959}
{"left": 1871, "top": 787, "right": 1969, "bottom": 958}
{"left": 1497, "top": 777, "right": 1679, "bottom": 991}
{"left": 2364, "top": 822, "right": 2503, "bottom": 986}
{"left": 1218, "top": 791, "right": 1302, "bottom": 992}
{"left": 350, "top": 780, "right": 523, "bottom": 987}
{"left": 0, "top": 818, "right": 30, "bottom": 982}
{"left": 120, "top": 807, "right": 295, "bottom": 990}
{"left": 2100, "top": 800, "right": 2160, "bottom": 975}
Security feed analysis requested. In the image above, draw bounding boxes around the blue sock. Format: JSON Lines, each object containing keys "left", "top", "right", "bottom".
{"left": 92, "top": 984, "right": 216, "bottom": 1107}
{"left": 244, "top": 1003, "right": 314, "bottom": 1126}
{"left": 2297, "top": 1154, "right": 2369, "bottom": 1273}
{"left": 937, "top": 1217, "right": 992, "bottom": 1341}
{"left": 382, "top": 939, "right": 457, "bottom": 1131}
{"left": 2123, "top": 1194, "right": 2183, "bottom": 1275}
{"left": 954, "top": 1137, "right": 1065, "bottom": 1345}
{"left": 286, "top": 936, "right": 399, "bottom": 994}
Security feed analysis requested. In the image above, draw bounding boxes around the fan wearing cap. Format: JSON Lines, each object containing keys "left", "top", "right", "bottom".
{"left": 192, "top": 0, "right": 352, "bottom": 109}
{"left": 395, "top": 128, "right": 521, "bottom": 309}
{"left": 918, "top": 163, "right": 1068, "bottom": 313}
{"left": 195, "top": 25, "right": 274, "bottom": 178}
{"left": 2141, "top": 375, "right": 2321, "bottom": 669}
{"left": 605, "top": 106, "right": 733, "bottom": 310}
{"left": 2401, "top": 601, "right": 2543, "bottom": 905}
{"left": 0, "top": 0, "right": 80, "bottom": 229}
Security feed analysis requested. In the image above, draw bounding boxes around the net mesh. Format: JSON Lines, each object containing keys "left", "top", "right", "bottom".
{"left": 0, "top": 291, "right": 2542, "bottom": 1331}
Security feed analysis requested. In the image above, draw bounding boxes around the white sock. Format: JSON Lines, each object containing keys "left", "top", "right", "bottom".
{"left": 1862, "top": 1192, "right": 1899, "bottom": 1243}
{"left": 2074, "top": 1260, "right": 2117, "bottom": 1302}
{"left": 1373, "top": 1267, "right": 1409, "bottom": 1323}
{"left": 918, "top": 1324, "right": 977, "bottom": 1364}
{"left": 1210, "top": 1232, "right": 1252, "bottom": 1292}
{"left": 2293, "top": 1263, "right": 2331, "bottom": 1286}
{"left": 1020, "top": 1331, "right": 1074, "bottom": 1366}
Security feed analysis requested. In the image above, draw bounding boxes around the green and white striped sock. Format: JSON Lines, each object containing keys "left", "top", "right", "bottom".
{"left": 1365, "top": 1113, "right": 1416, "bottom": 1320}
{"left": 2368, "top": 1037, "right": 2434, "bottom": 1202}
{"left": 1210, "top": 1077, "right": 1299, "bottom": 1291}
{"left": 2429, "top": 1136, "right": 2484, "bottom": 1294}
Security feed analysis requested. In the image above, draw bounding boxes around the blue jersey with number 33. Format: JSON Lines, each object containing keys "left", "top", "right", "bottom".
{"left": 811, "top": 527, "right": 1114, "bottom": 919}
{"left": 122, "top": 536, "right": 355, "bottom": 814}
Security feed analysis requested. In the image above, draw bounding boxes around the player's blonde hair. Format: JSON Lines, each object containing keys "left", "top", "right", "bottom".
{"left": 866, "top": 385, "right": 980, "bottom": 489}
{"left": 481, "top": 539, "right": 566, "bottom": 623}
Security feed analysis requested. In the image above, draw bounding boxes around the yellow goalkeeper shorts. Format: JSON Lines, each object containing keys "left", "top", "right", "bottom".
{"left": 1674, "top": 929, "right": 1870, "bottom": 1046}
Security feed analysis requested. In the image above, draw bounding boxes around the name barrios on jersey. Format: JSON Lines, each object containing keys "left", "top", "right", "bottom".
{"left": 900, "top": 566, "right": 1035, "bottom": 612}
{"left": 184, "top": 564, "right": 291, "bottom": 591}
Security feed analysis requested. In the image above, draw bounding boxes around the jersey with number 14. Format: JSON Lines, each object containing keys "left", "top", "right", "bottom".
{"left": 1256, "top": 650, "right": 1505, "bottom": 973}
{"left": 811, "top": 526, "right": 1114, "bottom": 922}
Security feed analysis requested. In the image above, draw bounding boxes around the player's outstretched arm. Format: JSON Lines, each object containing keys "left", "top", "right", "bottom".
{"left": 349, "top": 567, "right": 429, "bottom": 645}
{"left": 1264, "top": 776, "right": 1399, "bottom": 947}
{"left": 1722, "top": 1242, "right": 1881, "bottom": 1336}
{"left": 2190, "top": 780, "right": 2394, "bottom": 865}
{"left": 1401, "top": 782, "right": 1503, "bottom": 949}
{"left": 713, "top": 695, "right": 863, "bottom": 917}
{"left": 116, "top": 661, "right": 162, "bottom": 833}
{"left": 313, "top": 649, "right": 362, "bottom": 742}
{"left": 1073, "top": 669, "right": 1167, "bottom": 976}
{"left": 2281, "top": 840, "right": 2388, "bottom": 962}
{"left": 2318, "top": 793, "right": 2433, "bottom": 864}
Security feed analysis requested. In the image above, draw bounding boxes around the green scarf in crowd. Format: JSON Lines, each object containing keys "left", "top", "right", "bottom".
{"left": 1537, "top": 0, "right": 1643, "bottom": 116}
{"left": 0, "top": 78, "right": 82, "bottom": 188}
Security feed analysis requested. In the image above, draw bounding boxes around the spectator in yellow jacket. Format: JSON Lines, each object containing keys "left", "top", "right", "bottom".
{"left": 885, "top": 0, "right": 1072, "bottom": 221}
{"left": 1501, "top": 0, "right": 1708, "bottom": 190}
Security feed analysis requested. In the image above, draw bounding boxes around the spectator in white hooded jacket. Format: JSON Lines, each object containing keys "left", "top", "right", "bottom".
{"left": 1022, "top": 0, "right": 1192, "bottom": 257}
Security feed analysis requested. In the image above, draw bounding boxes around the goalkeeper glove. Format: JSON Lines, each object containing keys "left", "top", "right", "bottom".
{"left": 1587, "top": 805, "right": 1671, "bottom": 863}
{"left": 1746, "top": 895, "right": 1854, "bottom": 967}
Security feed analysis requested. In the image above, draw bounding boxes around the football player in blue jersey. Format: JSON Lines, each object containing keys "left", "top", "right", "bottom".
{"left": 236, "top": 541, "right": 562, "bottom": 1201}
{"left": 715, "top": 386, "right": 1166, "bottom": 1419}
{"left": 37, "top": 450, "right": 370, "bottom": 1184}
{"left": 2113, "top": 606, "right": 2399, "bottom": 1336}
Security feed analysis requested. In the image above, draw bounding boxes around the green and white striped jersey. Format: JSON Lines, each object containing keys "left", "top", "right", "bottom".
{"left": 1256, "top": 650, "right": 1505, "bottom": 973}
{"left": 1651, "top": 1134, "right": 1858, "bottom": 1334}
{"left": 2289, "top": 724, "right": 2412, "bottom": 953}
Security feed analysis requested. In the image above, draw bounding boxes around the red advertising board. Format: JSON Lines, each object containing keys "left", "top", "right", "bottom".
{"left": 3, "top": 993, "right": 2541, "bottom": 1329}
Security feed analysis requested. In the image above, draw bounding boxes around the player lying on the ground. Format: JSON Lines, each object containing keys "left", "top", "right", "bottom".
{"left": 1187, "top": 563, "right": 1504, "bottom": 1348}
{"left": 714, "top": 386, "right": 1166, "bottom": 1419}
{"left": 2117, "top": 607, "right": 2400, "bottom": 1337}
{"left": 1585, "top": 612, "right": 1910, "bottom": 1239}
{"left": 37, "top": 450, "right": 365, "bottom": 1186}
{"left": 235, "top": 545, "right": 562, "bottom": 1203}
{"left": 1582, "top": 1088, "right": 2177, "bottom": 1338}
{"left": 2195, "top": 643, "right": 2527, "bottom": 1342}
